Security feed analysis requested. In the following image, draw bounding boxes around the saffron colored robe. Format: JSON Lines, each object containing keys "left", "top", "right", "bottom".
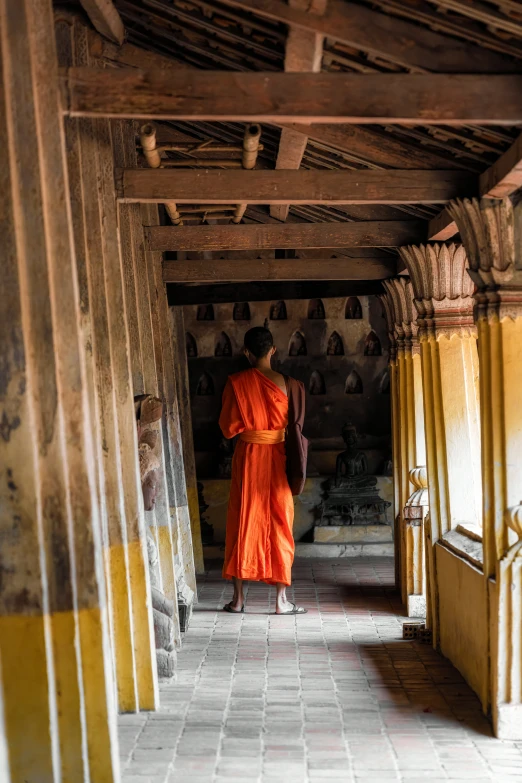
{"left": 219, "top": 368, "right": 295, "bottom": 585}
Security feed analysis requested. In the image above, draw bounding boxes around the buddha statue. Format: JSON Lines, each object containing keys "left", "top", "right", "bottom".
{"left": 335, "top": 421, "right": 368, "bottom": 484}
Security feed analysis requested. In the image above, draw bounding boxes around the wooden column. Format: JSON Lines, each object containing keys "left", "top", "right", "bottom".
{"left": 449, "top": 196, "right": 522, "bottom": 738}
{"left": 0, "top": 2, "right": 118, "bottom": 779}
{"left": 399, "top": 244, "right": 481, "bottom": 645}
{"left": 170, "top": 306, "right": 205, "bottom": 574}
{"left": 381, "top": 277, "right": 427, "bottom": 614}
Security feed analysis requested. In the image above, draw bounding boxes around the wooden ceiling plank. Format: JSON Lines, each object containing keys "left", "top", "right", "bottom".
{"left": 429, "top": 131, "right": 522, "bottom": 240}
{"left": 217, "top": 0, "right": 522, "bottom": 74}
{"left": 163, "top": 256, "right": 396, "bottom": 282}
{"left": 119, "top": 168, "right": 477, "bottom": 205}
{"left": 63, "top": 70, "right": 522, "bottom": 125}
{"left": 79, "top": 0, "right": 124, "bottom": 45}
{"left": 147, "top": 221, "right": 425, "bottom": 251}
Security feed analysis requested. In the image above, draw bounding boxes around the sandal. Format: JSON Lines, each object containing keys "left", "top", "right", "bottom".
{"left": 275, "top": 602, "right": 307, "bottom": 615}
{"left": 223, "top": 602, "right": 244, "bottom": 614}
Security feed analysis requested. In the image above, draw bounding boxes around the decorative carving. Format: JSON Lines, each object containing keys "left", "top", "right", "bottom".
{"left": 309, "top": 370, "right": 326, "bottom": 395}
{"left": 319, "top": 422, "right": 390, "bottom": 526}
{"left": 186, "top": 332, "right": 197, "bottom": 358}
{"left": 404, "top": 466, "right": 429, "bottom": 515}
{"left": 399, "top": 244, "right": 475, "bottom": 336}
{"left": 270, "top": 300, "right": 287, "bottom": 320}
{"left": 197, "top": 303, "right": 214, "bottom": 321}
{"left": 289, "top": 331, "right": 307, "bottom": 356}
{"left": 506, "top": 502, "right": 522, "bottom": 540}
{"left": 308, "top": 298, "right": 325, "bottom": 319}
{"left": 327, "top": 331, "right": 344, "bottom": 356}
{"left": 364, "top": 330, "right": 382, "bottom": 356}
{"left": 215, "top": 331, "right": 232, "bottom": 357}
{"left": 196, "top": 372, "right": 214, "bottom": 396}
{"left": 382, "top": 277, "right": 419, "bottom": 354}
{"left": 448, "top": 197, "right": 522, "bottom": 320}
{"left": 233, "top": 302, "right": 251, "bottom": 321}
{"left": 345, "top": 296, "right": 362, "bottom": 319}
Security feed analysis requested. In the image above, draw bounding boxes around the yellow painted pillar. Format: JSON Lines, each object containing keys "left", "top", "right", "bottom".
{"left": 449, "top": 196, "right": 522, "bottom": 738}
{"left": 381, "top": 278, "right": 427, "bottom": 609}
{"left": 0, "top": 1, "right": 118, "bottom": 778}
{"left": 400, "top": 243, "right": 482, "bottom": 645}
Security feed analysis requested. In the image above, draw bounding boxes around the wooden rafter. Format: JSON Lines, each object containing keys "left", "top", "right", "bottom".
{"left": 79, "top": 0, "right": 124, "bottom": 45}
{"left": 146, "top": 221, "right": 425, "bottom": 251}
{"left": 428, "top": 131, "right": 522, "bottom": 240}
{"left": 167, "top": 279, "right": 383, "bottom": 305}
{"left": 119, "top": 168, "right": 477, "bottom": 205}
{"left": 217, "top": 0, "right": 522, "bottom": 73}
{"left": 63, "top": 70, "right": 522, "bottom": 125}
{"left": 163, "top": 256, "right": 396, "bottom": 282}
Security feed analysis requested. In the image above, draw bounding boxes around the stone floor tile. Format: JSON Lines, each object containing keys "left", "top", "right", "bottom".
{"left": 118, "top": 557, "right": 522, "bottom": 783}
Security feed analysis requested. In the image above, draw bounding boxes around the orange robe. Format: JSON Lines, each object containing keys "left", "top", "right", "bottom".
{"left": 219, "top": 368, "right": 294, "bottom": 585}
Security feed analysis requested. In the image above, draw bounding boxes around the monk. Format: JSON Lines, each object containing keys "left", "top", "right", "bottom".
{"left": 219, "top": 326, "right": 307, "bottom": 615}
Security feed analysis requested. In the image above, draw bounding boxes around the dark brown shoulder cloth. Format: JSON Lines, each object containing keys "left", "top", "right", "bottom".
{"left": 284, "top": 376, "right": 308, "bottom": 496}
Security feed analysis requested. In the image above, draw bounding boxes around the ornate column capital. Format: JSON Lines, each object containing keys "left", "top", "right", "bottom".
{"left": 448, "top": 197, "right": 522, "bottom": 320}
{"left": 399, "top": 243, "right": 475, "bottom": 337}
{"left": 382, "top": 277, "right": 419, "bottom": 355}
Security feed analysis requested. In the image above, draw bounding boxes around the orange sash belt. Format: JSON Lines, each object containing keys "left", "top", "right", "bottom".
{"left": 240, "top": 429, "right": 285, "bottom": 445}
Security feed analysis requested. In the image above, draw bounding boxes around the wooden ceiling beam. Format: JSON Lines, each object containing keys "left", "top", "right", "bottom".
{"left": 217, "top": 0, "right": 522, "bottom": 74}
{"left": 119, "top": 168, "right": 477, "bottom": 205}
{"left": 428, "top": 131, "right": 522, "bottom": 240}
{"left": 163, "top": 256, "right": 396, "bottom": 282}
{"left": 167, "top": 279, "right": 383, "bottom": 305}
{"left": 147, "top": 221, "right": 425, "bottom": 251}
{"left": 62, "top": 70, "right": 522, "bottom": 125}
{"left": 79, "top": 0, "right": 124, "bottom": 45}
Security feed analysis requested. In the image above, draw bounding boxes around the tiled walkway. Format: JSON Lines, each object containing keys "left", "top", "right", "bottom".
{"left": 119, "top": 558, "right": 522, "bottom": 782}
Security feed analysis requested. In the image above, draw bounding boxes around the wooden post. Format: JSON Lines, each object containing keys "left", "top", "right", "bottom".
{"left": 1, "top": 3, "right": 118, "bottom": 780}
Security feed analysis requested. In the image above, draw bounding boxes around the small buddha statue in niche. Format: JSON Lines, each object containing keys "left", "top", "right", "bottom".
{"left": 270, "top": 301, "right": 287, "bottom": 321}
{"left": 335, "top": 421, "right": 368, "bottom": 484}
{"left": 327, "top": 331, "right": 344, "bottom": 356}
{"left": 135, "top": 394, "right": 177, "bottom": 678}
{"left": 364, "top": 330, "right": 382, "bottom": 356}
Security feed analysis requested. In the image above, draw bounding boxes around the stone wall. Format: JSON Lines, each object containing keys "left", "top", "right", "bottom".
{"left": 183, "top": 295, "right": 391, "bottom": 479}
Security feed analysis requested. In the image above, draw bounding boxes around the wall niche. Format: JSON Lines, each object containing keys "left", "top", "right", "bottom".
{"left": 270, "top": 300, "right": 287, "bottom": 321}
{"left": 196, "top": 372, "right": 215, "bottom": 396}
{"left": 186, "top": 332, "right": 198, "bottom": 358}
{"left": 308, "top": 298, "right": 325, "bottom": 319}
{"left": 215, "top": 331, "right": 232, "bottom": 357}
{"left": 197, "top": 303, "right": 214, "bottom": 321}
{"left": 364, "top": 330, "right": 382, "bottom": 356}
{"left": 327, "top": 331, "right": 344, "bottom": 356}
{"left": 345, "top": 369, "right": 363, "bottom": 394}
{"left": 289, "top": 331, "right": 307, "bottom": 356}
{"left": 309, "top": 370, "right": 326, "bottom": 396}
{"left": 233, "top": 302, "right": 251, "bottom": 321}
{"left": 345, "top": 296, "right": 362, "bottom": 319}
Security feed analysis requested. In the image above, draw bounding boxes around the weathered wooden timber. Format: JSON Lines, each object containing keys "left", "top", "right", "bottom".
{"left": 62, "top": 69, "right": 522, "bottom": 125}
{"left": 162, "top": 256, "right": 396, "bottom": 282}
{"left": 118, "top": 168, "right": 477, "bottom": 206}
{"left": 167, "top": 280, "right": 383, "bottom": 305}
{"left": 147, "top": 221, "right": 425, "bottom": 251}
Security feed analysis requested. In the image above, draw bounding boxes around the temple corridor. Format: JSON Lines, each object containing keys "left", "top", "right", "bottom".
{"left": 119, "top": 558, "right": 522, "bottom": 783}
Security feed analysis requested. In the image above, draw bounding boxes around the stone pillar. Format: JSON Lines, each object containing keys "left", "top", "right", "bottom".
{"left": 380, "top": 278, "right": 427, "bottom": 610}
{"left": 399, "top": 243, "right": 481, "bottom": 645}
{"left": 0, "top": 0, "right": 118, "bottom": 778}
{"left": 448, "top": 196, "right": 522, "bottom": 738}
{"left": 378, "top": 294, "right": 401, "bottom": 589}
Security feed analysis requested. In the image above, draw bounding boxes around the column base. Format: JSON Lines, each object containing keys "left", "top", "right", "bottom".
{"left": 406, "top": 594, "right": 426, "bottom": 618}
{"left": 495, "top": 703, "right": 522, "bottom": 740}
